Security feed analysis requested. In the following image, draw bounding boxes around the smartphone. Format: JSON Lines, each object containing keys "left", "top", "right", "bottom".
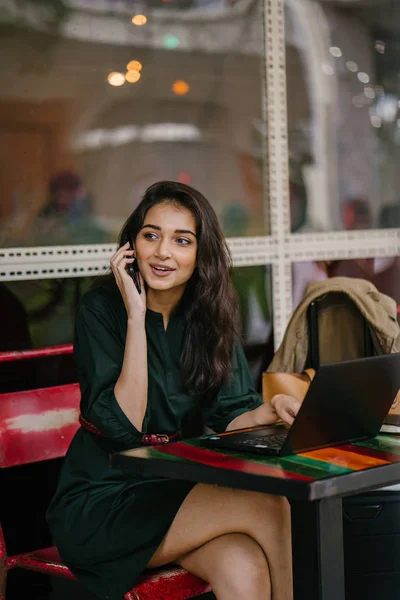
{"left": 121, "top": 234, "right": 142, "bottom": 294}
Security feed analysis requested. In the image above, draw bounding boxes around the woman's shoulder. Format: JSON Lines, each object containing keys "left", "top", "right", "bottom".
{"left": 79, "top": 280, "right": 122, "bottom": 315}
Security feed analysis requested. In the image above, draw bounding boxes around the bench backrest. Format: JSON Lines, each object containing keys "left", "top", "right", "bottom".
{"left": 0, "top": 382, "right": 81, "bottom": 468}
{"left": 0, "top": 344, "right": 73, "bottom": 363}
{"left": 0, "top": 345, "right": 80, "bottom": 469}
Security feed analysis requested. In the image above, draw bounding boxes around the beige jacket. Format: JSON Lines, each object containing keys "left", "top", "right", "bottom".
{"left": 268, "top": 277, "right": 400, "bottom": 374}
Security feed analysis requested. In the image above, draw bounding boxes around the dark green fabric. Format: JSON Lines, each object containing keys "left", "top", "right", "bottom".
{"left": 46, "top": 283, "right": 262, "bottom": 600}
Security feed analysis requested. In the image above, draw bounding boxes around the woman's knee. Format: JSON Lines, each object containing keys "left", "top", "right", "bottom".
{"left": 209, "top": 534, "right": 270, "bottom": 594}
{"left": 180, "top": 533, "right": 270, "bottom": 594}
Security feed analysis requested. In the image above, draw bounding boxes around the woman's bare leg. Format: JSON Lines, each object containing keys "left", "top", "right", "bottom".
{"left": 148, "top": 483, "right": 292, "bottom": 600}
{"left": 178, "top": 533, "right": 271, "bottom": 600}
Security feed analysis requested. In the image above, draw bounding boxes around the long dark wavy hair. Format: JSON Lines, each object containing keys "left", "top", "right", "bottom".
{"left": 95, "top": 181, "right": 239, "bottom": 396}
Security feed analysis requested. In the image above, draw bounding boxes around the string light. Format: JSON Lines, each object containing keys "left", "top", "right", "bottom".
{"left": 346, "top": 61, "right": 358, "bottom": 72}
{"left": 329, "top": 46, "right": 342, "bottom": 58}
{"left": 132, "top": 15, "right": 147, "bottom": 26}
{"left": 375, "top": 40, "right": 385, "bottom": 54}
{"left": 107, "top": 72, "right": 125, "bottom": 87}
{"left": 125, "top": 71, "right": 141, "bottom": 83}
{"left": 370, "top": 115, "right": 382, "bottom": 128}
{"left": 127, "top": 60, "right": 143, "bottom": 72}
{"left": 172, "top": 80, "right": 190, "bottom": 95}
{"left": 358, "top": 72, "right": 370, "bottom": 84}
{"left": 322, "top": 64, "right": 334, "bottom": 76}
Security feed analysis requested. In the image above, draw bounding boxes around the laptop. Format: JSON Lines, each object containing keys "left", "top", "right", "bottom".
{"left": 200, "top": 353, "right": 400, "bottom": 457}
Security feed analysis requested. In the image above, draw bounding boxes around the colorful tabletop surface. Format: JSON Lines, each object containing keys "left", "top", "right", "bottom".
{"left": 113, "top": 434, "right": 400, "bottom": 501}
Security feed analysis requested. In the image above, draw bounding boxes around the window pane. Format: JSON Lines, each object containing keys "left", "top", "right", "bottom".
{"left": 292, "top": 258, "right": 400, "bottom": 318}
{"left": 233, "top": 264, "right": 273, "bottom": 390}
{"left": 0, "top": 277, "right": 95, "bottom": 391}
{"left": 1, "top": 277, "right": 94, "bottom": 351}
{"left": 286, "top": 1, "right": 400, "bottom": 232}
{"left": 0, "top": 0, "right": 267, "bottom": 247}
{"left": 1, "top": 264, "right": 273, "bottom": 390}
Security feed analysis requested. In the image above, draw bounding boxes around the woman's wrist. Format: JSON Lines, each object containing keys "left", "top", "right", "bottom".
{"left": 127, "top": 312, "right": 146, "bottom": 327}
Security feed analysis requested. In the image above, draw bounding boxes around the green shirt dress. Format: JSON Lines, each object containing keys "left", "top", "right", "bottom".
{"left": 46, "top": 283, "right": 263, "bottom": 600}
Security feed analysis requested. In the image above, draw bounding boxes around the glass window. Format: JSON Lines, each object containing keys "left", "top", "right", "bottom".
{"left": 232, "top": 264, "right": 273, "bottom": 390}
{"left": 0, "top": 276, "right": 95, "bottom": 391}
{"left": 285, "top": 0, "right": 400, "bottom": 232}
{"left": 1, "top": 277, "right": 94, "bottom": 351}
{"left": 1, "top": 264, "right": 273, "bottom": 392}
{"left": 0, "top": 0, "right": 267, "bottom": 248}
{"left": 292, "top": 257, "right": 400, "bottom": 318}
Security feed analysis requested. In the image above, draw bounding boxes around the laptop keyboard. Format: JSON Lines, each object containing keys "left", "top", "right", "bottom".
{"left": 237, "top": 433, "right": 288, "bottom": 450}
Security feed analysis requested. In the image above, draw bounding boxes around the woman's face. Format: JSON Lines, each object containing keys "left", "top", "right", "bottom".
{"left": 135, "top": 201, "right": 198, "bottom": 296}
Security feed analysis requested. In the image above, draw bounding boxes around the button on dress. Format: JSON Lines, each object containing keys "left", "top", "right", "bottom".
{"left": 46, "top": 283, "right": 263, "bottom": 600}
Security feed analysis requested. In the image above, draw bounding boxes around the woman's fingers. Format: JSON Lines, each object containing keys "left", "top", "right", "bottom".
{"left": 272, "top": 394, "right": 301, "bottom": 425}
{"left": 110, "top": 244, "right": 146, "bottom": 315}
{"left": 110, "top": 246, "right": 135, "bottom": 277}
{"left": 111, "top": 241, "right": 129, "bottom": 260}
{"left": 111, "top": 246, "right": 134, "bottom": 268}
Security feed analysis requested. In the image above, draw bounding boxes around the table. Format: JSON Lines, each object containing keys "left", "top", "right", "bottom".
{"left": 112, "top": 434, "right": 400, "bottom": 600}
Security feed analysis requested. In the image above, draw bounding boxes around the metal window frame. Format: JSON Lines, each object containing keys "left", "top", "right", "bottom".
{"left": 1, "top": 0, "right": 399, "bottom": 348}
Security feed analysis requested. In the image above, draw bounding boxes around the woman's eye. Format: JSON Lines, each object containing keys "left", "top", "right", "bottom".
{"left": 176, "top": 238, "right": 191, "bottom": 245}
{"left": 144, "top": 232, "right": 158, "bottom": 240}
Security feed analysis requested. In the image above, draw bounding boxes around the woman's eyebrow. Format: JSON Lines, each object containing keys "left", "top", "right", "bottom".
{"left": 141, "top": 224, "right": 197, "bottom": 237}
{"left": 176, "top": 229, "right": 197, "bottom": 237}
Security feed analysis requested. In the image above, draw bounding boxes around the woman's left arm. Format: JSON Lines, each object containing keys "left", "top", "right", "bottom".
{"left": 202, "top": 342, "right": 301, "bottom": 434}
{"left": 226, "top": 394, "right": 301, "bottom": 431}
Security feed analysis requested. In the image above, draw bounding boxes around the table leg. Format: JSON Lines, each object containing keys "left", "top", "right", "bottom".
{"left": 290, "top": 497, "right": 345, "bottom": 600}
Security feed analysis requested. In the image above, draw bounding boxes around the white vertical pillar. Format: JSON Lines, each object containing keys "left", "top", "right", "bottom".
{"left": 264, "top": 0, "right": 293, "bottom": 347}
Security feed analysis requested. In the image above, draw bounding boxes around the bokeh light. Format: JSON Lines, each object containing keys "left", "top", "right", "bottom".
{"left": 358, "top": 72, "right": 370, "bottom": 84}
{"left": 127, "top": 60, "right": 143, "bottom": 72}
{"left": 346, "top": 61, "right": 358, "bottom": 72}
{"left": 107, "top": 72, "right": 125, "bottom": 87}
{"left": 329, "top": 46, "right": 342, "bottom": 58}
{"left": 178, "top": 171, "right": 192, "bottom": 185}
{"left": 163, "top": 35, "right": 180, "bottom": 49}
{"left": 172, "top": 80, "right": 189, "bottom": 95}
{"left": 370, "top": 115, "right": 382, "bottom": 128}
{"left": 125, "top": 71, "right": 141, "bottom": 83}
{"left": 373, "top": 94, "right": 398, "bottom": 123}
{"left": 132, "top": 15, "right": 147, "bottom": 26}
{"left": 322, "top": 64, "right": 334, "bottom": 76}
{"left": 364, "top": 87, "right": 375, "bottom": 100}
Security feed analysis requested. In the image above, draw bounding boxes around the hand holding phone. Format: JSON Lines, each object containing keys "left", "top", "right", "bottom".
{"left": 121, "top": 234, "right": 142, "bottom": 294}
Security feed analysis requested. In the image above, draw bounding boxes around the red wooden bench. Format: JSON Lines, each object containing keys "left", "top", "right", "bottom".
{"left": 0, "top": 347, "right": 211, "bottom": 600}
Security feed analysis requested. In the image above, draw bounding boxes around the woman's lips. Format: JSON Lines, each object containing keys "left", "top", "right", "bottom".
{"left": 149, "top": 264, "right": 176, "bottom": 277}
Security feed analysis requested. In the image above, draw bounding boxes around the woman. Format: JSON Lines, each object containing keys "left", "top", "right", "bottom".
{"left": 47, "top": 181, "right": 300, "bottom": 600}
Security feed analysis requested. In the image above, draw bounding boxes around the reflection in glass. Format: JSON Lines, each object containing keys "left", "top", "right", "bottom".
{"left": 285, "top": 0, "right": 400, "bottom": 232}
{"left": 0, "top": 0, "right": 266, "bottom": 247}
{"left": 1, "top": 264, "right": 273, "bottom": 392}
{"left": 292, "top": 258, "right": 400, "bottom": 321}
{"left": 1, "top": 277, "right": 94, "bottom": 352}
{"left": 231, "top": 264, "right": 273, "bottom": 391}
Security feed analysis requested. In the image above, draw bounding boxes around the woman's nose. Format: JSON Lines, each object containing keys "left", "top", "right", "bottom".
{"left": 155, "top": 240, "right": 172, "bottom": 259}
